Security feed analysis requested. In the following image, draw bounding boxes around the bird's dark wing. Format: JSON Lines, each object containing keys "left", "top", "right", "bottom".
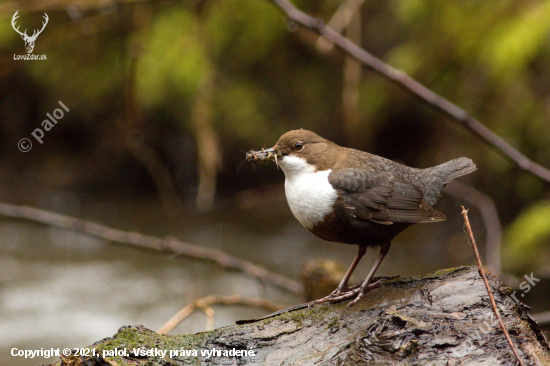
{"left": 328, "top": 168, "right": 445, "bottom": 224}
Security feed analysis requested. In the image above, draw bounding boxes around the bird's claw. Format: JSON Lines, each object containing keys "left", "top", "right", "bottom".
{"left": 312, "top": 277, "right": 390, "bottom": 307}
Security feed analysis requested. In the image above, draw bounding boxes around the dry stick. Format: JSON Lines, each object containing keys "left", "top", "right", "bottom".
{"left": 445, "top": 181, "right": 502, "bottom": 277}
{"left": 461, "top": 206, "right": 526, "bottom": 366}
{"left": 0, "top": 202, "right": 303, "bottom": 296}
{"left": 157, "top": 295, "right": 285, "bottom": 334}
{"left": 270, "top": 0, "right": 550, "bottom": 183}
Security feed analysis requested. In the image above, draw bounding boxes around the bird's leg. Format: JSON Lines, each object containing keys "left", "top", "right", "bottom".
{"left": 313, "top": 246, "right": 366, "bottom": 305}
{"left": 332, "top": 245, "right": 367, "bottom": 294}
{"left": 347, "top": 242, "right": 391, "bottom": 307}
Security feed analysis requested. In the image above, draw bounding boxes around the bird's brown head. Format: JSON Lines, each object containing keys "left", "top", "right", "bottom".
{"left": 247, "top": 130, "right": 342, "bottom": 173}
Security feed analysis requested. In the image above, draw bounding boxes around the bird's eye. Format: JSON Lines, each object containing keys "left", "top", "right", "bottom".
{"left": 295, "top": 142, "right": 303, "bottom": 150}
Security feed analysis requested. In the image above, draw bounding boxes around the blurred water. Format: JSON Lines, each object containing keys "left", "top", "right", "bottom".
{"left": 0, "top": 198, "right": 303, "bottom": 366}
{"left": 0, "top": 195, "right": 481, "bottom": 366}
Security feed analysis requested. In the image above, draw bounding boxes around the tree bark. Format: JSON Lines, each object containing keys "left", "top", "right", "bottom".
{"left": 48, "top": 266, "right": 550, "bottom": 366}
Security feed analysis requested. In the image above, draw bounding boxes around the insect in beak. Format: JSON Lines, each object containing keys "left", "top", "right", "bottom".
{"left": 245, "top": 147, "right": 280, "bottom": 169}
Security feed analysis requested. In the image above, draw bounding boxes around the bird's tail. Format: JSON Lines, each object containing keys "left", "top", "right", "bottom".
{"left": 430, "top": 157, "right": 477, "bottom": 184}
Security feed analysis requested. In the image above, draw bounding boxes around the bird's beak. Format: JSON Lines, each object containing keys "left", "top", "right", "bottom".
{"left": 246, "top": 147, "right": 282, "bottom": 168}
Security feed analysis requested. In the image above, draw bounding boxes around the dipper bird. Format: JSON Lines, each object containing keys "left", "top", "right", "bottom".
{"left": 247, "top": 130, "right": 476, "bottom": 306}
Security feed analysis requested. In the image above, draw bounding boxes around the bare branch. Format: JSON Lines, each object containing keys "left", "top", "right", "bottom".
{"left": 445, "top": 181, "right": 502, "bottom": 277}
{"left": 315, "top": 0, "right": 367, "bottom": 53}
{"left": 157, "top": 295, "right": 285, "bottom": 334}
{"left": 269, "top": 0, "right": 550, "bottom": 183}
{"left": 0, "top": 202, "right": 303, "bottom": 296}
{"left": 461, "top": 206, "right": 526, "bottom": 366}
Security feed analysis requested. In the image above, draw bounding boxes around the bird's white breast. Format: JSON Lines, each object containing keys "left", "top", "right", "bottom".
{"left": 279, "top": 156, "right": 338, "bottom": 229}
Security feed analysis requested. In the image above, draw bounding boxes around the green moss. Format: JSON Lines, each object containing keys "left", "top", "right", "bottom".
{"left": 279, "top": 308, "right": 308, "bottom": 328}
{"left": 93, "top": 326, "right": 211, "bottom": 365}
{"left": 326, "top": 316, "right": 340, "bottom": 331}
{"left": 257, "top": 303, "right": 335, "bottom": 330}
{"left": 427, "top": 266, "right": 470, "bottom": 278}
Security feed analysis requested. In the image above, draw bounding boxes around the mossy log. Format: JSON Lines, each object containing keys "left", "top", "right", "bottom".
{"left": 47, "top": 266, "right": 550, "bottom": 366}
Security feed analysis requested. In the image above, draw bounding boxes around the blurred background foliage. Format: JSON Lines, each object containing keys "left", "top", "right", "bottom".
{"left": 1, "top": 0, "right": 550, "bottom": 275}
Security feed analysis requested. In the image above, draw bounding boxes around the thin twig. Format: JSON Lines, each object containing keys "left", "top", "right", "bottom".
{"left": 269, "top": 0, "right": 550, "bottom": 183}
{"left": 0, "top": 202, "right": 303, "bottom": 296}
{"left": 157, "top": 295, "right": 285, "bottom": 334}
{"left": 461, "top": 206, "right": 526, "bottom": 366}
{"left": 314, "top": 0, "right": 367, "bottom": 53}
{"left": 445, "top": 181, "right": 502, "bottom": 277}
{"left": 203, "top": 305, "right": 216, "bottom": 331}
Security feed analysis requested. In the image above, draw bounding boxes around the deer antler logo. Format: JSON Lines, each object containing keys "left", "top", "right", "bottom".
{"left": 12, "top": 11, "right": 49, "bottom": 54}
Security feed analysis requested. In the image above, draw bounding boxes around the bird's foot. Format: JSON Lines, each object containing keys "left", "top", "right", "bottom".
{"left": 311, "top": 281, "right": 361, "bottom": 305}
{"left": 346, "top": 290, "right": 365, "bottom": 307}
{"left": 313, "top": 277, "right": 390, "bottom": 306}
